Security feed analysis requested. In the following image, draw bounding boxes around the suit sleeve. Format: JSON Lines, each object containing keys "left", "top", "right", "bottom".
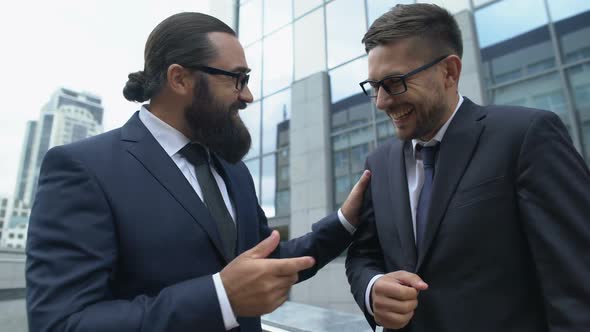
{"left": 516, "top": 111, "right": 590, "bottom": 331}
{"left": 240, "top": 163, "right": 354, "bottom": 283}
{"left": 26, "top": 146, "right": 226, "bottom": 332}
{"left": 345, "top": 166, "right": 385, "bottom": 330}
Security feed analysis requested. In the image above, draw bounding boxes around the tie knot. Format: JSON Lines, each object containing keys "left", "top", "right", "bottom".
{"left": 417, "top": 143, "right": 439, "bottom": 167}
{"left": 180, "top": 143, "right": 210, "bottom": 167}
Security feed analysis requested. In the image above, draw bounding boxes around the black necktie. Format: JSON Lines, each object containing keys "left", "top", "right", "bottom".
{"left": 180, "top": 143, "right": 236, "bottom": 259}
{"left": 415, "top": 143, "right": 439, "bottom": 254}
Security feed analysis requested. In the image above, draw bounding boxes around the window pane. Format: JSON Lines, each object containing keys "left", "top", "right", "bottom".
{"left": 261, "top": 154, "right": 277, "bottom": 217}
{"left": 262, "top": 89, "right": 291, "bottom": 153}
{"left": 242, "top": 101, "right": 261, "bottom": 159}
{"left": 350, "top": 143, "right": 371, "bottom": 173}
{"left": 478, "top": 0, "right": 555, "bottom": 89}
{"left": 294, "top": 7, "right": 326, "bottom": 80}
{"left": 367, "top": 0, "right": 414, "bottom": 25}
{"left": 331, "top": 94, "right": 373, "bottom": 131}
{"left": 567, "top": 63, "right": 590, "bottom": 162}
{"left": 263, "top": 26, "right": 293, "bottom": 95}
{"left": 416, "top": 0, "right": 469, "bottom": 14}
{"left": 264, "top": 0, "right": 292, "bottom": 35}
{"left": 276, "top": 148, "right": 290, "bottom": 217}
{"left": 245, "top": 158, "right": 261, "bottom": 199}
{"left": 329, "top": 56, "right": 368, "bottom": 103}
{"left": 549, "top": 1, "right": 590, "bottom": 64}
{"left": 547, "top": 0, "right": 590, "bottom": 21}
{"left": 326, "top": 0, "right": 366, "bottom": 68}
{"left": 492, "top": 72, "right": 572, "bottom": 132}
{"left": 333, "top": 149, "right": 350, "bottom": 176}
{"left": 239, "top": 0, "right": 262, "bottom": 46}
{"left": 245, "top": 42, "right": 262, "bottom": 101}
{"left": 473, "top": 0, "right": 495, "bottom": 7}
{"left": 294, "top": 0, "right": 322, "bottom": 18}
{"left": 475, "top": 0, "right": 548, "bottom": 48}
{"left": 377, "top": 120, "right": 396, "bottom": 145}
{"left": 334, "top": 175, "right": 351, "bottom": 206}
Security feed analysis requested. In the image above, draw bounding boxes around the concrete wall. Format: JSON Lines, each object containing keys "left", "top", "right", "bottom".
{"left": 455, "top": 10, "right": 486, "bottom": 105}
{"left": 0, "top": 251, "right": 26, "bottom": 290}
{"left": 288, "top": 72, "right": 361, "bottom": 314}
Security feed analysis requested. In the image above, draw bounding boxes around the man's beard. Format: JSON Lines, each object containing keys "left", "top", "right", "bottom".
{"left": 184, "top": 76, "right": 252, "bottom": 164}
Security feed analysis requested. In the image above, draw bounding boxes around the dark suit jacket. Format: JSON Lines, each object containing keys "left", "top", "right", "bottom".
{"left": 26, "top": 113, "right": 353, "bottom": 332}
{"left": 346, "top": 98, "right": 590, "bottom": 332}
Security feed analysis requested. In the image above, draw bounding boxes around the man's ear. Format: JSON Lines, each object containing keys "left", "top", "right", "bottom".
{"left": 443, "top": 55, "right": 462, "bottom": 89}
{"left": 166, "top": 64, "right": 194, "bottom": 96}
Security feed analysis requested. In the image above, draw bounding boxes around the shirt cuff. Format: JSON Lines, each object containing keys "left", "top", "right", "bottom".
{"left": 212, "top": 272, "right": 240, "bottom": 330}
{"left": 337, "top": 208, "right": 357, "bottom": 234}
{"left": 365, "top": 274, "right": 384, "bottom": 316}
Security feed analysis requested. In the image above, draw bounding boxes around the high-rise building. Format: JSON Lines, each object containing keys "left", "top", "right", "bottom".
{"left": 209, "top": 0, "right": 590, "bottom": 314}
{"left": 18, "top": 88, "right": 104, "bottom": 205}
{"left": 0, "top": 196, "right": 9, "bottom": 243}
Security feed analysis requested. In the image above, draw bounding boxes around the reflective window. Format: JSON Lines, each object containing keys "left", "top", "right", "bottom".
{"left": 245, "top": 42, "right": 262, "bottom": 101}
{"left": 275, "top": 148, "right": 290, "bottom": 217}
{"left": 294, "top": 7, "right": 326, "bottom": 80}
{"left": 241, "top": 101, "right": 261, "bottom": 159}
{"left": 416, "top": 0, "right": 470, "bottom": 14}
{"left": 262, "top": 89, "right": 291, "bottom": 153}
{"left": 377, "top": 120, "right": 395, "bottom": 145}
{"left": 261, "top": 154, "right": 277, "bottom": 217}
{"left": 264, "top": 0, "right": 292, "bottom": 35}
{"left": 367, "top": 0, "right": 413, "bottom": 25}
{"left": 326, "top": 0, "right": 366, "bottom": 68}
{"left": 329, "top": 56, "right": 368, "bottom": 103}
{"left": 473, "top": 0, "right": 495, "bottom": 7}
{"left": 547, "top": 0, "right": 590, "bottom": 21}
{"left": 263, "top": 26, "right": 293, "bottom": 96}
{"left": 567, "top": 63, "right": 590, "bottom": 161}
{"left": 331, "top": 95, "right": 372, "bottom": 131}
{"left": 493, "top": 72, "right": 572, "bottom": 131}
{"left": 475, "top": 0, "right": 548, "bottom": 48}
{"left": 549, "top": 1, "right": 590, "bottom": 64}
{"left": 334, "top": 175, "right": 351, "bottom": 207}
{"left": 294, "top": 0, "right": 322, "bottom": 18}
{"left": 239, "top": 0, "right": 263, "bottom": 46}
{"left": 480, "top": 35, "right": 555, "bottom": 88}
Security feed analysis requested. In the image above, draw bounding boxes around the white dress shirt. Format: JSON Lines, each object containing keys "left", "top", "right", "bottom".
{"left": 364, "top": 95, "right": 464, "bottom": 317}
{"left": 139, "top": 107, "right": 356, "bottom": 330}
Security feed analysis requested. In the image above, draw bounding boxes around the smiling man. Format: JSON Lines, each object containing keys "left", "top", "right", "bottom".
{"left": 346, "top": 3, "right": 590, "bottom": 332}
{"left": 25, "top": 12, "right": 371, "bottom": 332}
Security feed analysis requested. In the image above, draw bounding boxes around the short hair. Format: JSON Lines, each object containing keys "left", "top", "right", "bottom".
{"left": 362, "top": 4, "right": 462, "bottom": 59}
{"left": 123, "top": 12, "right": 235, "bottom": 102}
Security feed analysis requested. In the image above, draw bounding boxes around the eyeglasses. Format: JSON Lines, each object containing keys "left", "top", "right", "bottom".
{"left": 187, "top": 65, "right": 250, "bottom": 91}
{"left": 359, "top": 55, "right": 449, "bottom": 98}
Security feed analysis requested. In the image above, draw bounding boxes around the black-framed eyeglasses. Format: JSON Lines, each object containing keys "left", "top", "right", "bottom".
{"left": 187, "top": 65, "right": 250, "bottom": 91}
{"left": 359, "top": 55, "right": 449, "bottom": 98}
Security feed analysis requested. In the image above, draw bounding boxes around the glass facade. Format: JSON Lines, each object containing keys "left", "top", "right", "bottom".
{"left": 239, "top": 0, "right": 590, "bottom": 213}
{"left": 475, "top": 0, "right": 590, "bottom": 160}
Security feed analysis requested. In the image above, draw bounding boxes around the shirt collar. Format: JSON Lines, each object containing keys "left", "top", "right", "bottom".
{"left": 412, "top": 94, "right": 464, "bottom": 158}
{"left": 138, "top": 106, "right": 190, "bottom": 157}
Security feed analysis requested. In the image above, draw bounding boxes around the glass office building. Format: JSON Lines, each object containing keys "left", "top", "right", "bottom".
{"left": 210, "top": 0, "right": 590, "bottom": 313}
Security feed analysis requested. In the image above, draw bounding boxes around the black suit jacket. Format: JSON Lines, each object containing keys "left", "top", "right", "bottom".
{"left": 26, "top": 112, "right": 353, "bottom": 332}
{"left": 346, "top": 98, "right": 590, "bottom": 332}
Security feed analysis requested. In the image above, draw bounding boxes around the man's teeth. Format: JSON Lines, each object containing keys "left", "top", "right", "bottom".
{"left": 392, "top": 108, "right": 413, "bottom": 120}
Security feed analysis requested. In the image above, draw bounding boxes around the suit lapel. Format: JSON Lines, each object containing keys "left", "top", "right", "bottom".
{"left": 416, "top": 99, "right": 486, "bottom": 270}
{"left": 121, "top": 113, "right": 230, "bottom": 263}
{"left": 388, "top": 141, "right": 418, "bottom": 271}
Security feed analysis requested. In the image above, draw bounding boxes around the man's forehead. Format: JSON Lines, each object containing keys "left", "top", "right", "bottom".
{"left": 207, "top": 31, "right": 249, "bottom": 70}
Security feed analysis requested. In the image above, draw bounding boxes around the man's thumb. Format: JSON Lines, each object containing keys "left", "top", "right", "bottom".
{"left": 247, "top": 230, "right": 280, "bottom": 259}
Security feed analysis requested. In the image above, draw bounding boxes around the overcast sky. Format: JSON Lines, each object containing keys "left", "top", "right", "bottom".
{"left": 0, "top": 0, "right": 211, "bottom": 196}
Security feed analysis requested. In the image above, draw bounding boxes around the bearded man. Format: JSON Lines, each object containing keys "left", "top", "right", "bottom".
{"left": 26, "top": 12, "right": 370, "bottom": 332}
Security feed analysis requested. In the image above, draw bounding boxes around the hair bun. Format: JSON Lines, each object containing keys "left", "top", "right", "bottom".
{"left": 123, "top": 71, "right": 149, "bottom": 102}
